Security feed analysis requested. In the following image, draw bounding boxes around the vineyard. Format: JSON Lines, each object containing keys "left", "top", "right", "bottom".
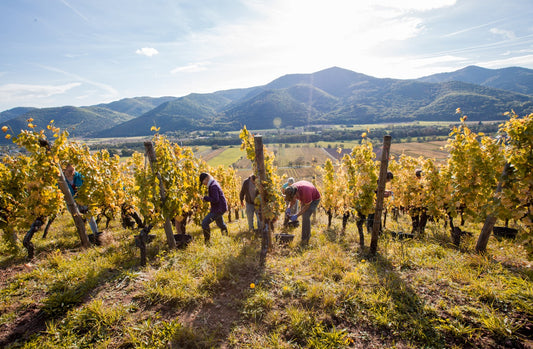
{"left": 0, "top": 111, "right": 532, "bottom": 348}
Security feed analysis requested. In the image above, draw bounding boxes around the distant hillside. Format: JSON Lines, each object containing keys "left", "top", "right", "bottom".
{"left": 411, "top": 81, "right": 533, "bottom": 120}
{"left": 93, "top": 96, "right": 178, "bottom": 117}
{"left": 418, "top": 65, "right": 533, "bottom": 95}
{"left": 3, "top": 106, "right": 136, "bottom": 139}
{"left": 0, "top": 107, "right": 38, "bottom": 123}
{"left": 222, "top": 87, "right": 328, "bottom": 130}
{"left": 103, "top": 66, "right": 533, "bottom": 135}
{"left": 2, "top": 65, "right": 533, "bottom": 142}
{"left": 324, "top": 79, "right": 533, "bottom": 124}
{"left": 97, "top": 93, "right": 234, "bottom": 137}
{"left": 265, "top": 67, "right": 379, "bottom": 97}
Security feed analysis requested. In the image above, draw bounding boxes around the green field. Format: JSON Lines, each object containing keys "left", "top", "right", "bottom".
{"left": 200, "top": 139, "right": 450, "bottom": 183}
{"left": 204, "top": 146, "right": 245, "bottom": 168}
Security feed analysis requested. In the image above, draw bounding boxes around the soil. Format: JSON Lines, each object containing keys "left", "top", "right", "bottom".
{"left": 0, "top": 263, "right": 48, "bottom": 347}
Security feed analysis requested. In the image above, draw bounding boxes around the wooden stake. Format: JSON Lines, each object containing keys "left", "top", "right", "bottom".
{"left": 370, "top": 135, "right": 392, "bottom": 255}
{"left": 57, "top": 166, "right": 90, "bottom": 248}
{"left": 476, "top": 162, "right": 511, "bottom": 253}
{"left": 254, "top": 135, "right": 271, "bottom": 266}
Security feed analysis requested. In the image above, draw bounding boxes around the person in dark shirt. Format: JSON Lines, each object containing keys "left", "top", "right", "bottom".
{"left": 239, "top": 174, "right": 258, "bottom": 231}
{"left": 199, "top": 172, "right": 228, "bottom": 244}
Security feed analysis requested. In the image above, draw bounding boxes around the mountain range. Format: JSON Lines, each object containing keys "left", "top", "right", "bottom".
{"left": 2, "top": 65, "right": 533, "bottom": 142}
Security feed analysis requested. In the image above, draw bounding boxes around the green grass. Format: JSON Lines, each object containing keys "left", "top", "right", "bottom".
{"left": 1, "top": 212, "right": 531, "bottom": 348}
{"left": 206, "top": 146, "right": 245, "bottom": 168}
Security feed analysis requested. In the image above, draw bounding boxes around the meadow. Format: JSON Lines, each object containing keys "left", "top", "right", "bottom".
{"left": 1, "top": 207, "right": 531, "bottom": 348}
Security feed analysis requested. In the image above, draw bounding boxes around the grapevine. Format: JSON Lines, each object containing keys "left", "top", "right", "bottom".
{"left": 319, "top": 158, "right": 341, "bottom": 227}
{"left": 445, "top": 114, "right": 505, "bottom": 225}
{"left": 212, "top": 165, "right": 241, "bottom": 222}
{"left": 1, "top": 109, "right": 532, "bottom": 260}
{"left": 498, "top": 111, "right": 533, "bottom": 233}
{"left": 239, "top": 127, "right": 283, "bottom": 225}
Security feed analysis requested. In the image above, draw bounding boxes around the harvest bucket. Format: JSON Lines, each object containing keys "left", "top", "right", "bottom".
{"left": 275, "top": 233, "right": 295, "bottom": 244}
{"left": 493, "top": 227, "right": 518, "bottom": 239}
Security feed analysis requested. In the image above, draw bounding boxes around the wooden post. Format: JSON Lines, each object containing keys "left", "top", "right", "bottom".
{"left": 254, "top": 135, "right": 271, "bottom": 266}
{"left": 57, "top": 166, "right": 90, "bottom": 248}
{"left": 370, "top": 135, "right": 392, "bottom": 255}
{"left": 476, "top": 162, "right": 511, "bottom": 253}
{"left": 144, "top": 141, "right": 177, "bottom": 249}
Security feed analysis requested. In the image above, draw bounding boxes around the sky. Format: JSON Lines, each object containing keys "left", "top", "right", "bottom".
{"left": 1, "top": 0, "right": 533, "bottom": 112}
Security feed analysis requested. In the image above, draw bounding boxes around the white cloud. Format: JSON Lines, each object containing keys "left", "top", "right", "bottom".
{"left": 171, "top": 62, "right": 210, "bottom": 74}
{"left": 187, "top": 0, "right": 455, "bottom": 71}
{"left": 38, "top": 65, "right": 118, "bottom": 97}
{"left": 0, "top": 82, "right": 81, "bottom": 100}
{"left": 339, "top": 53, "right": 468, "bottom": 79}
{"left": 478, "top": 54, "right": 533, "bottom": 69}
{"left": 408, "top": 54, "right": 466, "bottom": 69}
{"left": 136, "top": 47, "right": 159, "bottom": 57}
{"left": 375, "top": 0, "right": 456, "bottom": 11}
{"left": 146, "top": 0, "right": 463, "bottom": 91}
{"left": 442, "top": 19, "right": 506, "bottom": 38}
{"left": 138, "top": 0, "right": 463, "bottom": 89}
{"left": 64, "top": 53, "right": 88, "bottom": 59}
{"left": 490, "top": 28, "right": 516, "bottom": 40}
{"left": 60, "top": 0, "right": 90, "bottom": 23}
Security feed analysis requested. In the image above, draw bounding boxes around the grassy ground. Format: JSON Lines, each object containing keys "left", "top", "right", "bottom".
{"left": 0, "top": 211, "right": 531, "bottom": 348}
{"left": 204, "top": 147, "right": 245, "bottom": 168}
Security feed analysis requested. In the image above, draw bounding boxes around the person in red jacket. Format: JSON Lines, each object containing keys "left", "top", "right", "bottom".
{"left": 284, "top": 180, "right": 321, "bottom": 246}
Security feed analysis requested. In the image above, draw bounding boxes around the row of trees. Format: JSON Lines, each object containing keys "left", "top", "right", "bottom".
{"left": 83, "top": 121, "right": 500, "bottom": 152}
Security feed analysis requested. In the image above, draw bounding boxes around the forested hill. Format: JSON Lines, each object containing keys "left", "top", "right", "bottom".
{"left": 1, "top": 65, "right": 533, "bottom": 140}
{"left": 417, "top": 65, "right": 533, "bottom": 95}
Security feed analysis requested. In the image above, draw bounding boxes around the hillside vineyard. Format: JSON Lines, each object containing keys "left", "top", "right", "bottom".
{"left": 1, "top": 111, "right": 531, "bottom": 258}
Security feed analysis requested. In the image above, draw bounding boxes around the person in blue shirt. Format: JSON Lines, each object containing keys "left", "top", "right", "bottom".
{"left": 64, "top": 164, "right": 83, "bottom": 197}
{"left": 282, "top": 177, "right": 298, "bottom": 227}
{"left": 64, "top": 164, "right": 98, "bottom": 234}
